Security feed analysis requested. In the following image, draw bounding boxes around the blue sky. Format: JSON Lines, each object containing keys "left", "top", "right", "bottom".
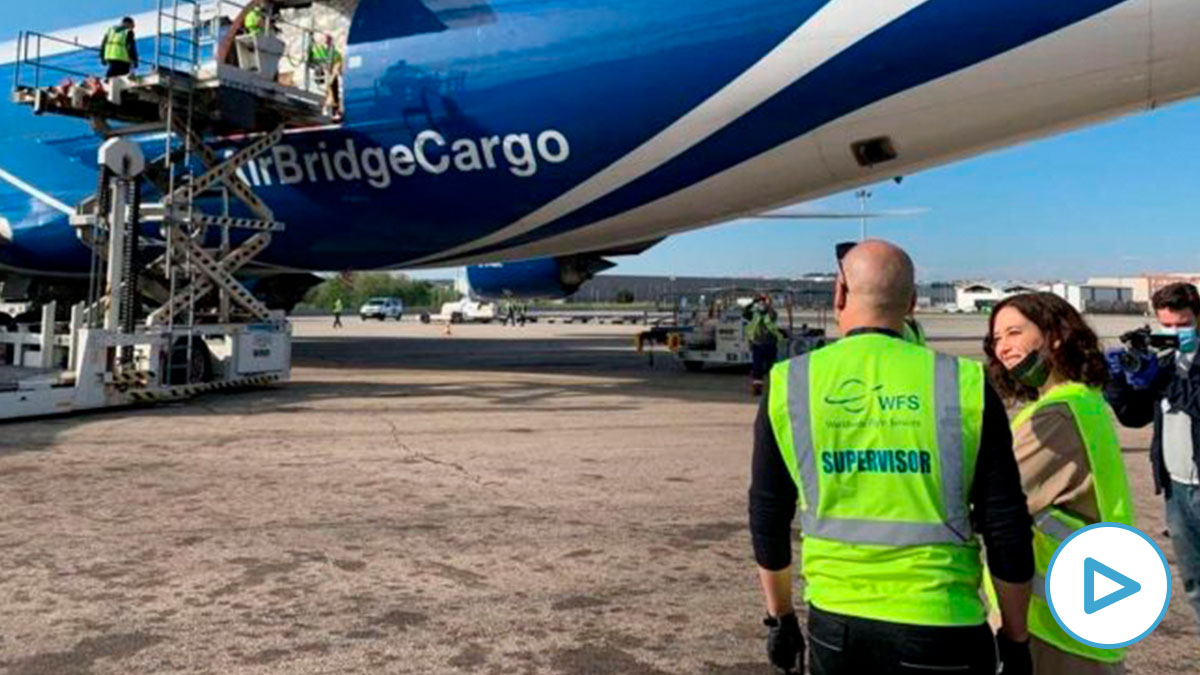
{"left": 10, "top": 1, "right": 1200, "bottom": 281}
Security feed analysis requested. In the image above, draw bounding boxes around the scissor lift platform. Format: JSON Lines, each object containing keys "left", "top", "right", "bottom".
{"left": 0, "top": 0, "right": 320, "bottom": 421}
{"left": 13, "top": 63, "right": 333, "bottom": 135}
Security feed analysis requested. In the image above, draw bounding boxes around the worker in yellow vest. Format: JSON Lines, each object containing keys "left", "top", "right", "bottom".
{"left": 243, "top": 4, "right": 267, "bottom": 37}
{"left": 750, "top": 240, "right": 1035, "bottom": 675}
{"left": 99, "top": 17, "right": 139, "bottom": 78}
{"left": 309, "top": 34, "right": 344, "bottom": 119}
{"left": 744, "top": 294, "right": 785, "bottom": 396}
{"left": 986, "top": 292, "right": 1135, "bottom": 674}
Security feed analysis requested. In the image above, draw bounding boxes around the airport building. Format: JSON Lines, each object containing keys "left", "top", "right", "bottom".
{"left": 568, "top": 274, "right": 835, "bottom": 306}
{"left": 1087, "top": 274, "right": 1200, "bottom": 305}
{"left": 953, "top": 282, "right": 1046, "bottom": 312}
{"left": 948, "top": 274, "right": 1200, "bottom": 316}
{"left": 1049, "top": 282, "right": 1145, "bottom": 315}
{"left": 569, "top": 273, "right": 1200, "bottom": 315}
{"left": 573, "top": 274, "right": 962, "bottom": 310}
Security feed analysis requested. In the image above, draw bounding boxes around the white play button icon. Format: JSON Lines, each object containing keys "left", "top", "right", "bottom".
{"left": 1083, "top": 557, "right": 1141, "bottom": 614}
{"left": 1045, "top": 523, "right": 1172, "bottom": 648}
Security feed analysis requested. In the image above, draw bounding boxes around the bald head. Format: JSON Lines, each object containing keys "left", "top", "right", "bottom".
{"left": 836, "top": 239, "right": 916, "bottom": 330}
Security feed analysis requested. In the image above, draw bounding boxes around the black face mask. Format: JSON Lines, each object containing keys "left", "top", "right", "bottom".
{"left": 1010, "top": 350, "right": 1051, "bottom": 388}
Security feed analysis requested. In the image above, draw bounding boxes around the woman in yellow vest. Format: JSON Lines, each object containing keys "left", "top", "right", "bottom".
{"left": 985, "top": 292, "right": 1135, "bottom": 674}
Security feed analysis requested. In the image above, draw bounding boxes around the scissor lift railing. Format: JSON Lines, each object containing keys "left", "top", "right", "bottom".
{"left": 12, "top": 31, "right": 103, "bottom": 93}
{"left": 155, "top": 0, "right": 204, "bottom": 73}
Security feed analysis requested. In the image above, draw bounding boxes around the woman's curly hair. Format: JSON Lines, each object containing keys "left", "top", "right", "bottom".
{"left": 984, "top": 292, "right": 1109, "bottom": 403}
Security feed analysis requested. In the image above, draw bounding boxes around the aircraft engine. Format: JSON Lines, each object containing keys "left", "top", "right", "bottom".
{"left": 466, "top": 255, "right": 616, "bottom": 301}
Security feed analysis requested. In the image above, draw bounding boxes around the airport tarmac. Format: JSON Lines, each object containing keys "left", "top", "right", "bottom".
{"left": 0, "top": 314, "right": 1195, "bottom": 674}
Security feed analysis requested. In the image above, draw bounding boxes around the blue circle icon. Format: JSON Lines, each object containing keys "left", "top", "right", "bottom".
{"left": 1044, "top": 522, "right": 1173, "bottom": 649}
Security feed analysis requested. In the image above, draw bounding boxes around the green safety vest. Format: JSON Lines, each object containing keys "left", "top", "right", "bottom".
{"left": 309, "top": 43, "right": 341, "bottom": 66}
{"left": 103, "top": 26, "right": 132, "bottom": 63}
{"left": 1012, "top": 383, "right": 1135, "bottom": 663}
{"left": 768, "top": 333, "right": 986, "bottom": 626}
{"left": 244, "top": 7, "right": 265, "bottom": 36}
{"left": 746, "top": 307, "right": 783, "bottom": 344}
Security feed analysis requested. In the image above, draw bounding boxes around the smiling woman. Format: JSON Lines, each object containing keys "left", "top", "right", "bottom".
{"left": 982, "top": 291, "right": 1134, "bottom": 673}
{"left": 984, "top": 292, "right": 1109, "bottom": 403}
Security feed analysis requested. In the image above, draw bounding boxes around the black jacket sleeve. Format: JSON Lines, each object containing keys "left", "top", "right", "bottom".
{"left": 748, "top": 384, "right": 797, "bottom": 571}
{"left": 127, "top": 31, "right": 139, "bottom": 66}
{"left": 1104, "top": 354, "right": 1172, "bottom": 428}
{"left": 971, "top": 383, "right": 1034, "bottom": 584}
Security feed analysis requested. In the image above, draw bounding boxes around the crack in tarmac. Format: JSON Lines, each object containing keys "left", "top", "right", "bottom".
{"left": 385, "top": 419, "right": 493, "bottom": 486}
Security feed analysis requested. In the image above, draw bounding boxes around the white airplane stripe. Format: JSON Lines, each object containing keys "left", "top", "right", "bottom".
{"left": 405, "top": 0, "right": 932, "bottom": 265}
{"left": 0, "top": 166, "right": 74, "bottom": 215}
{"left": 0, "top": 5, "right": 240, "bottom": 66}
{"left": 442, "top": 1, "right": 1153, "bottom": 267}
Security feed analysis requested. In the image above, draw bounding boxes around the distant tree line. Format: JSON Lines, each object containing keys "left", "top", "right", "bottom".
{"left": 304, "top": 273, "right": 459, "bottom": 310}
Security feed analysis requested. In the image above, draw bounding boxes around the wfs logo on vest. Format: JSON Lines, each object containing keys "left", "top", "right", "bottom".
{"left": 823, "top": 379, "right": 921, "bottom": 414}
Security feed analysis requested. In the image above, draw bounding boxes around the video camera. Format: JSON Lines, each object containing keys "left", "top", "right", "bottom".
{"left": 1117, "top": 326, "right": 1179, "bottom": 371}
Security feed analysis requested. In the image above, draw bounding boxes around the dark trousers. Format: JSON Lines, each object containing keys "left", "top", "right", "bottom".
{"left": 1165, "top": 480, "right": 1200, "bottom": 627}
{"left": 807, "top": 605, "right": 996, "bottom": 675}
{"left": 105, "top": 61, "right": 132, "bottom": 77}
{"left": 750, "top": 341, "right": 777, "bottom": 381}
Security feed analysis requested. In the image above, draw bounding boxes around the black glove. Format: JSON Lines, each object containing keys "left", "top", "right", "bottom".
{"left": 764, "top": 612, "right": 805, "bottom": 674}
{"left": 996, "top": 634, "right": 1032, "bottom": 675}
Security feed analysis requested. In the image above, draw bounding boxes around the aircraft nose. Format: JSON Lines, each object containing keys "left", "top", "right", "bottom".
{"left": 1152, "top": 0, "right": 1200, "bottom": 105}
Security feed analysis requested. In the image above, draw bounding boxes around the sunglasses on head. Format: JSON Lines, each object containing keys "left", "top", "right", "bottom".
{"left": 835, "top": 241, "right": 856, "bottom": 276}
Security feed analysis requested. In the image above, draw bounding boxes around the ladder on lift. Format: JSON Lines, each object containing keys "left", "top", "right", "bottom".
{"left": 1, "top": 0, "right": 332, "bottom": 419}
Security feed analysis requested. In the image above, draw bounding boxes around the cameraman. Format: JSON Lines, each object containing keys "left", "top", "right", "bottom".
{"left": 1105, "top": 282, "right": 1200, "bottom": 629}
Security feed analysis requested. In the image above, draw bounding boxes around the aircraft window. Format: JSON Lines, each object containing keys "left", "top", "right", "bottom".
{"left": 851, "top": 136, "right": 898, "bottom": 167}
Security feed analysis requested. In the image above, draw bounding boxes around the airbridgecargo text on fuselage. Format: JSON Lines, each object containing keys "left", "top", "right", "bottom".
{"left": 227, "top": 129, "right": 571, "bottom": 190}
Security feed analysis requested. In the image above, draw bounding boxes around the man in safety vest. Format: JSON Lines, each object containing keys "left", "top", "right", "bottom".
{"left": 99, "top": 17, "right": 139, "bottom": 78}
{"left": 243, "top": 4, "right": 267, "bottom": 37}
{"left": 749, "top": 240, "right": 1035, "bottom": 675}
{"left": 309, "top": 34, "right": 344, "bottom": 119}
{"left": 745, "top": 294, "right": 785, "bottom": 396}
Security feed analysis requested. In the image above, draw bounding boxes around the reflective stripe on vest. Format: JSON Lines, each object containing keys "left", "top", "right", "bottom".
{"left": 1014, "top": 384, "right": 1134, "bottom": 664}
{"left": 783, "top": 351, "right": 973, "bottom": 545}
{"left": 103, "top": 27, "right": 131, "bottom": 63}
{"left": 1032, "top": 574, "right": 1047, "bottom": 600}
{"left": 1034, "top": 509, "right": 1076, "bottom": 541}
{"left": 1029, "top": 510, "right": 1071, "bottom": 601}
{"left": 1029, "top": 509, "right": 1076, "bottom": 603}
